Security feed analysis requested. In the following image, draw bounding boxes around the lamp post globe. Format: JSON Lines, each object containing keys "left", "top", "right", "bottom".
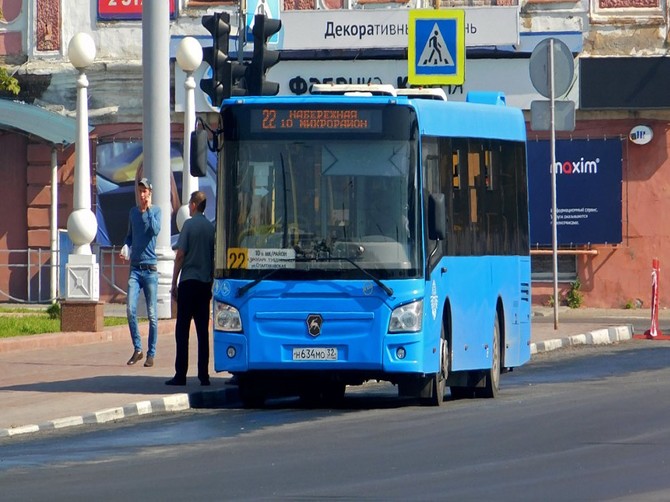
{"left": 177, "top": 36, "right": 203, "bottom": 73}
{"left": 176, "top": 37, "right": 203, "bottom": 231}
{"left": 68, "top": 33, "right": 96, "bottom": 70}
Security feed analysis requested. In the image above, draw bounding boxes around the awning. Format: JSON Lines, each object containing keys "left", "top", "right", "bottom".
{"left": 0, "top": 99, "right": 77, "bottom": 145}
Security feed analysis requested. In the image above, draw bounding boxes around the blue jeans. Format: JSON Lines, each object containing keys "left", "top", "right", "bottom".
{"left": 126, "top": 267, "right": 158, "bottom": 357}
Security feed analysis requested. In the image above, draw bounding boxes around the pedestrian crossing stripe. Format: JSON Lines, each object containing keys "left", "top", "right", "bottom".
{"left": 408, "top": 10, "right": 465, "bottom": 86}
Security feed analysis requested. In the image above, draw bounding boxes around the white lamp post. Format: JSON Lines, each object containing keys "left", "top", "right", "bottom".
{"left": 175, "top": 37, "right": 203, "bottom": 231}
{"left": 65, "top": 33, "right": 99, "bottom": 301}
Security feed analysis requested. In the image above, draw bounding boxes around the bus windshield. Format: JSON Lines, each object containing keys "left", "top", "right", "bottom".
{"left": 221, "top": 131, "right": 421, "bottom": 279}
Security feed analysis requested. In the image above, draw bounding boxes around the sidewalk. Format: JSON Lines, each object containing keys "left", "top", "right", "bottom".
{"left": 0, "top": 305, "right": 659, "bottom": 438}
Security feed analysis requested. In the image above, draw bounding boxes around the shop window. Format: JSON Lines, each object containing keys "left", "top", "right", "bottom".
{"left": 531, "top": 254, "right": 577, "bottom": 282}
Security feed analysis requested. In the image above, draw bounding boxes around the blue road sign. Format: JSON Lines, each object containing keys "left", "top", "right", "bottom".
{"left": 246, "top": 0, "right": 281, "bottom": 43}
{"left": 408, "top": 10, "right": 465, "bottom": 86}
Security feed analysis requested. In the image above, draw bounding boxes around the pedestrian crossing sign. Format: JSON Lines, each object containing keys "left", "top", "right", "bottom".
{"left": 408, "top": 10, "right": 465, "bottom": 86}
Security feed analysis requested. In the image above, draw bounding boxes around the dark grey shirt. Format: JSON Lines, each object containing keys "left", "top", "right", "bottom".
{"left": 175, "top": 212, "right": 215, "bottom": 284}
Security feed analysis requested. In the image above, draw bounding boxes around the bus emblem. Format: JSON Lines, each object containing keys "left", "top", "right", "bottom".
{"left": 307, "top": 314, "right": 323, "bottom": 337}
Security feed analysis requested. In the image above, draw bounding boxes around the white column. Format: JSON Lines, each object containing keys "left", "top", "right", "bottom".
{"left": 65, "top": 33, "right": 99, "bottom": 302}
{"left": 176, "top": 37, "right": 203, "bottom": 231}
{"left": 50, "top": 148, "right": 58, "bottom": 302}
{"left": 143, "top": 2, "right": 173, "bottom": 318}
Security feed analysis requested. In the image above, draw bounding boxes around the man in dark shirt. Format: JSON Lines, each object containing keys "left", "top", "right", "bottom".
{"left": 166, "top": 191, "right": 215, "bottom": 386}
{"left": 120, "top": 177, "right": 161, "bottom": 367}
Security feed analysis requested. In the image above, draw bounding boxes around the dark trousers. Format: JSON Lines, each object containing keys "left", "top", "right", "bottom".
{"left": 174, "top": 280, "right": 212, "bottom": 381}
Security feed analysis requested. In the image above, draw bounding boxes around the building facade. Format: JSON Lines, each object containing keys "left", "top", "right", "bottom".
{"left": 0, "top": 0, "right": 668, "bottom": 308}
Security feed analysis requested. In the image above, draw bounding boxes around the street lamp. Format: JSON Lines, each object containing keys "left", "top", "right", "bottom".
{"left": 175, "top": 36, "right": 203, "bottom": 231}
{"left": 65, "top": 32, "right": 99, "bottom": 302}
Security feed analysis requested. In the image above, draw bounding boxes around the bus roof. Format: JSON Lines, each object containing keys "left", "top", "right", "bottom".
{"left": 223, "top": 94, "right": 527, "bottom": 143}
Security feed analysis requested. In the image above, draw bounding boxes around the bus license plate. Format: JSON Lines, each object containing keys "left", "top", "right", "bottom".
{"left": 292, "top": 347, "right": 338, "bottom": 361}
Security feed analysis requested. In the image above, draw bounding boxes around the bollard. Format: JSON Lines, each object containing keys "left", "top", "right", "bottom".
{"left": 635, "top": 258, "right": 669, "bottom": 340}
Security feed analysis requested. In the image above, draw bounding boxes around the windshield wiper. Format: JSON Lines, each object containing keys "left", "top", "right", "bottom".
{"left": 237, "top": 268, "right": 282, "bottom": 297}
{"left": 295, "top": 247, "right": 394, "bottom": 297}
{"left": 337, "top": 255, "right": 394, "bottom": 297}
{"left": 238, "top": 245, "right": 394, "bottom": 298}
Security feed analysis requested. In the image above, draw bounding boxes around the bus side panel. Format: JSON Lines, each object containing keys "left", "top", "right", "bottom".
{"left": 439, "top": 255, "right": 529, "bottom": 371}
{"left": 508, "top": 256, "right": 531, "bottom": 366}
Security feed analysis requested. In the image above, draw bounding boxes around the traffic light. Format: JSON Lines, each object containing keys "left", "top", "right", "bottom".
{"left": 200, "top": 12, "right": 231, "bottom": 107}
{"left": 248, "top": 14, "right": 282, "bottom": 96}
{"left": 225, "top": 59, "right": 249, "bottom": 97}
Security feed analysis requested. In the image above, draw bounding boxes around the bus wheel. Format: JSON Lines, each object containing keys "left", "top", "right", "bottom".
{"left": 299, "top": 384, "right": 322, "bottom": 407}
{"left": 450, "top": 386, "right": 474, "bottom": 400}
{"left": 322, "top": 382, "right": 346, "bottom": 406}
{"left": 238, "top": 377, "right": 266, "bottom": 408}
{"left": 422, "top": 325, "right": 448, "bottom": 406}
{"left": 475, "top": 313, "right": 501, "bottom": 399}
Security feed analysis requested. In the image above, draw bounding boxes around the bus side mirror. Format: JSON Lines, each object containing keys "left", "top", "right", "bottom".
{"left": 190, "top": 129, "right": 209, "bottom": 178}
{"left": 428, "top": 193, "right": 447, "bottom": 241}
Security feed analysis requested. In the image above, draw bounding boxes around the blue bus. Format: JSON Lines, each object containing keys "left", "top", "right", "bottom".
{"left": 199, "top": 85, "right": 531, "bottom": 406}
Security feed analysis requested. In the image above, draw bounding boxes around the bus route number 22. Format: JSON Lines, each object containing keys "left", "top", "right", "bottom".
{"left": 227, "top": 248, "right": 248, "bottom": 269}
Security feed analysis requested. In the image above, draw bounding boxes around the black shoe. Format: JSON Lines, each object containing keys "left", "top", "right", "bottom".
{"left": 165, "top": 377, "right": 186, "bottom": 386}
{"left": 127, "top": 351, "right": 143, "bottom": 365}
{"left": 200, "top": 379, "right": 211, "bottom": 386}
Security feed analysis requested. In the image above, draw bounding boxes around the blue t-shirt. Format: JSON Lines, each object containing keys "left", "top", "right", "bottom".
{"left": 124, "top": 205, "right": 161, "bottom": 266}
{"left": 175, "top": 212, "right": 215, "bottom": 284}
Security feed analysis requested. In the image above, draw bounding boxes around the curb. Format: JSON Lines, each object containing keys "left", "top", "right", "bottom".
{"left": 0, "top": 325, "right": 635, "bottom": 438}
{"left": 530, "top": 324, "right": 634, "bottom": 355}
{"left": 0, "top": 386, "right": 240, "bottom": 438}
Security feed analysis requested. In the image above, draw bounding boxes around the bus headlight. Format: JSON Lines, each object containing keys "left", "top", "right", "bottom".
{"left": 214, "top": 301, "right": 242, "bottom": 332}
{"left": 388, "top": 300, "right": 423, "bottom": 333}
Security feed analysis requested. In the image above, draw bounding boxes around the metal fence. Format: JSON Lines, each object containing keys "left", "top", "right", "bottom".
{"left": 0, "top": 247, "right": 128, "bottom": 305}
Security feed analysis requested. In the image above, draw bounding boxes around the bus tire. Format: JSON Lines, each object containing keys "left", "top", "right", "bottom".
{"left": 322, "top": 382, "right": 346, "bottom": 406}
{"left": 475, "top": 312, "right": 501, "bottom": 399}
{"left": 421, "top": 324, "right": 448, "bottom": 406}
{"left": 450, "top": 386, "right": 475, "bottom": 400}
{"left": 238, "top": 377, "right": 266, "bottom": 408}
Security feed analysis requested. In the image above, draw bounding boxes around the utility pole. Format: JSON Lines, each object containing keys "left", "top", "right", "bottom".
{"left": 142, "top": 2, "right": 173, "bottom": 319}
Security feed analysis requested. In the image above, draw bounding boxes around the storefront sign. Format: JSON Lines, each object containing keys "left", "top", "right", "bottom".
{"left": 98, "top": 0, "right": 176, "bottom": 21}
{"left": 278, "top": 7, "right": 519, "bottom": 50}
{"left": 175, "top": 57, "right": 581, "bottom": 112}
{"left": 629, "top": 125, "right": 653, "bottom": 145}
{"left": 527, "top": 139, "right": 623, "bottom": 246}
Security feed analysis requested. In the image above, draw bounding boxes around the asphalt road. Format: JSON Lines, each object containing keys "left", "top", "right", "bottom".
{"left": 2, "top": 340, "right": 670, "bottom": 501}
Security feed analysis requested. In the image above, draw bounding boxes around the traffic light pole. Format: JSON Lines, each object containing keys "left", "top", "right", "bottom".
{"left": 238, "top": 0, "right": 247, "bottom": 63}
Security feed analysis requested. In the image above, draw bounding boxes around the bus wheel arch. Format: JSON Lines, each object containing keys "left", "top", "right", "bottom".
{"left": 420, "top": 300, "right": 451, "bottom": 406}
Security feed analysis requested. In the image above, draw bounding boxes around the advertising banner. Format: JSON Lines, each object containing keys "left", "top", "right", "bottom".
{"left": 95, "top": 141, "right": 217, "bottom": 246}
{"left": 527, "top": 139, "right": 623, "bottom": 246}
